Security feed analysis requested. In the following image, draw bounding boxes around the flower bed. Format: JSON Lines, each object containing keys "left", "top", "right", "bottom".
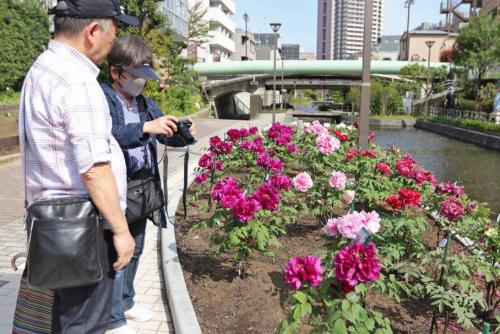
{"left": 177, "top": 121, "right": 499, "bottom": 333}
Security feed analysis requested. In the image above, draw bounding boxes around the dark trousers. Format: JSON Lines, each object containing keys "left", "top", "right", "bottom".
{"left": 51, "top": 231, "right": 117, "bottom": 334}
{"left": 108, "top": 219, "right": 147, "bottom": 329}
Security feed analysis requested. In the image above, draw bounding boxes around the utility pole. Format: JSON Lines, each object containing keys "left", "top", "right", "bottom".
{"left": 270, "top": 23, "right": 281, "bottom": 124}
{"left": 359, "top": 0, "right": 374, "bottom": 150}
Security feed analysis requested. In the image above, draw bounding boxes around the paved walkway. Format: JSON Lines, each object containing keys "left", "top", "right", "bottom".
{"left": 0, "top": 113, "right": 289, "bottom": 334}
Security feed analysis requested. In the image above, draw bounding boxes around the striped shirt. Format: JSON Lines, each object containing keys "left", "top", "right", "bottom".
{"left": 114, "top": 91, "right": 151, "bottom": 173}
{"left": 19, "top": 40, "right": 127, "bottom": 217}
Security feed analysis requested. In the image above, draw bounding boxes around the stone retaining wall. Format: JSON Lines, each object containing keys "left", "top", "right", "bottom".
{"left": 415, "top": 120, "right": 500, "bottom": 152}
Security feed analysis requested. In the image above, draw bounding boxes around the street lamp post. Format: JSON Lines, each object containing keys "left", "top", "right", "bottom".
{"left": 270, "top": 22, "right": 281, "bottom": 124}
{"left": 405, "top": 0, "right": 414, "bottom": 60}
{"left": 359, "top": 0, "right": 374, "bottom": 150}
{"left": 281, "top": 55, "right": 285, "bottom": 111}
{"left": 425, "top": 40, "right": 435, "bottom": 116}
{"left": 243, "top": 13, "right": 250, "bottom": 60}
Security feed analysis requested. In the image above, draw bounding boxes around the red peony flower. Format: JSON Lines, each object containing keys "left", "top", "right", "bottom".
{"left": 333, "top": 130, "right": 349, "bottom": 142}
{"left": 362, "top": 150, "right": 377, "bottom": 159}
{"left": 396, "top": 158, "right": 415, "bottom": 178}
{"left": 399, "top": 188, "right": 421, "bottom": 207}
{"left": 267, "top": 174, "right": 292, "bottom": 191}
{"left": 385, "top": 195, "right": 403, "bottom": 211}
{"left": 227, "top": 129, "right": 242, "bottom": 142}
{"left": 376, "top": 162, "right": 392, "bottom": 175}
{"left": 345, "top": 149, "right": 360, "bottom": 161}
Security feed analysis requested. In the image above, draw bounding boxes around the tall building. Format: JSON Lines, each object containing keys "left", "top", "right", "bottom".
{"left": 189, "top": 0, "right": 236, "bottom": 62}
{"left": 254, "top": 33, "right": 282, "bottom": 60}
{"left": 316, "top": 0, "right": 384, "bottom": 60}
{"left": 281, "top": 44, "right": 301, "bottom": 60}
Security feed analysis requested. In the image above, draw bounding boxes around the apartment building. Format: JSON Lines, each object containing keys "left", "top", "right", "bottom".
{"left": 160, "top": 0, "right": 189, "bottom": 40}
{"left": 189, "top": 0, "right": 236, "bottom": 62}
{"left": 232, "top": 28, "right": 257, "bottom": 61}
{"left": 316, "top": 0, "right": 384, "bottom": 60}
{"left": 399, "top": 30, "right": 457, "bottom": 62}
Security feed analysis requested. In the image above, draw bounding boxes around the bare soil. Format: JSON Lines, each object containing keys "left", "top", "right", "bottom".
{"left": 176, "top": 192, "right": 480, "bottom": 334}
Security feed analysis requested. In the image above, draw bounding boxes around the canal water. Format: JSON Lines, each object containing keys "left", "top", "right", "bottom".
{"left": 373, "top": 127, "right": 500, "bottom": 216}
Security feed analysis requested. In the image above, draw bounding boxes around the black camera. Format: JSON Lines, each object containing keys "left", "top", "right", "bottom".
{"left": 174, "top": 120, "right": 196, "bottom": 145}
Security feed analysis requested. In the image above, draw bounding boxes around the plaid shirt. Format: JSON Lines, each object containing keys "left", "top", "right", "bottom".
{"left": 19, "top": 40, "right": 127, "bottom": 215}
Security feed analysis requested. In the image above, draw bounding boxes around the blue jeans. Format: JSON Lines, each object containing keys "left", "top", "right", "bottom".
{"left": 108, "top": 219, "right": 147, "bottom": 330}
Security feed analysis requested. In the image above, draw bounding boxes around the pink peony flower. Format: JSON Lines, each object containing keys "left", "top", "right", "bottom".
{"left": 342, "top": 190, "right": 356, "bottom": 205}
{"left": 360, "top": 210, "right": 381, "bottom": 234}
{"left": 316, "top": 134, "right": 340, "bottom": 155}
{"left": 376, "top": 162, "right": 392, "bottom": 175}
{"left": 232, "top": 195, "right": 261, "bottom": 223}
{"left": 194, "top": 172, "right": 209, "bottom": 185}
{"left": 284, "top": 255, "right": 323, "bottom": 290}
{"left": 440, "top": 197, "right": 464, "bottom": 221}
{"left": 368, "top": 131, "right": 375, "bottom": 143}
{"left": 336, "top": 211, "right": 365, "bottom": 239}
{"left": 329, "top": 171, "right": 347, "bottom": 190}
{"left": 334, "top": 243, "right": 381, "bottom": 291}
{"left": 253, "top": 183, "right": 281, "bottom": 212}
{"left": 309, "top": 120, "right": 328, "bottom": 136}
{"left": 293, "top": 172, "right": 313, "bottom": 192}
{"left": 323, "top": 218, "right": 340, "bottom": 236}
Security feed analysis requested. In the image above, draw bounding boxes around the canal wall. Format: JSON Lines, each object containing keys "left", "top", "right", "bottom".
{"left": 415, "top": 120, "right": 500, "bottom": 152}
{"left": 369, "top": 118, "right": 416, "bottom": 128}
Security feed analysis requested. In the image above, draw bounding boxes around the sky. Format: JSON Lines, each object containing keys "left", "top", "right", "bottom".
{"left": 234, "top": 0, "right": 445, "bottom": 53}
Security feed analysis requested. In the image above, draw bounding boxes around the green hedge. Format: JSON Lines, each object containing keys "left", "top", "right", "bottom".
{"left": 430, "top": 116, "right": 500, "bottom": 134}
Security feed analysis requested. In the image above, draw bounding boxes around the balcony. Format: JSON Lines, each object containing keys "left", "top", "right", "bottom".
{"left": 210, "top": 30, "right": 235, "bottom": 53}
{"left": 210, "top": 0, "right": 235, "bottom": 15}
{"left": 207, "top": 7, "right": 235, "bottom": 33}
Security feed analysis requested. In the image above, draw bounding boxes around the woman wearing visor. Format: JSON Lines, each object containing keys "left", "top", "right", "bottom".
{"left": 101, "top": 35, "right": 195, "bottom": 334}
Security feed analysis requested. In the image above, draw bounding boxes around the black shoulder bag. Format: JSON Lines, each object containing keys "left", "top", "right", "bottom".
{"left": 125, "top": 103, "right": 165, "bottom": 224}
{"left": 22, "top": 110, "right": 105, "bottom": 290}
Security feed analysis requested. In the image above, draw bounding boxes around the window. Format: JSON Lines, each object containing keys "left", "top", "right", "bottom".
{"left": 323, "top": 1, "right": 327, "bottom": 13}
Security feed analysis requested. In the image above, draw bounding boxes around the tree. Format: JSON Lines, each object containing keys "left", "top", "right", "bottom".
{"left": 329, "top": 89, "right": 346, "bottom": 104}
{"left": 453, "top": 15, "right": 500, "bottom": 102}
{"left": 399, "top": 63, "right": 448, "bottom": 99}
{"left": 188, "top": 1, "right": 210, "bottom": 47}
{"left": 0, "top": 0, "right": 50, "bottom": 91}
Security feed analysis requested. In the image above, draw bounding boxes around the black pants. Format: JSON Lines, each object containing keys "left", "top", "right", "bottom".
{"left": 51, "top": 231, "right": 117, "bottom": 334}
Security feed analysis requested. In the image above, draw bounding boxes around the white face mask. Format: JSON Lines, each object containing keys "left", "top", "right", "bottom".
{"left": 119, "top": 73, "right": 147, "bottom": 97}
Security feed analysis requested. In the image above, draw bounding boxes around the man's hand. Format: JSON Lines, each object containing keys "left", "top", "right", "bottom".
{"left": 185, "top": 117, "right": 196, "bottom": 135}
{"left": 112, "top": 230, "right": 135, "bottom": 270}
{"left": 144, "top": 115, "right": 178, "bottom": 136}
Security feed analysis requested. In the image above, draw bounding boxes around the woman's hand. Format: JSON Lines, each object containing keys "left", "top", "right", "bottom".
{"left": 143, "top": 115, "right": 178, "bottom": 136}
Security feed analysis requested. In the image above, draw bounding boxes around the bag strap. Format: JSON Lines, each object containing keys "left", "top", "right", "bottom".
{"left": 162, "top": 145, "right": 190, "bottom": 224}
{"left": 21, "top": 101, "right": 28, "bottom": 210}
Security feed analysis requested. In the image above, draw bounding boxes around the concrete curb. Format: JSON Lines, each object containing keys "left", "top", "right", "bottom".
{"left": 0, "top": 153, "right": 20, "bottom": 164}
{"left": 161, "top": 162, "right": 202, "bottom": 334}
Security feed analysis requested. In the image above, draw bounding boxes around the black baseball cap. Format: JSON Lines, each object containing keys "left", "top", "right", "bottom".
{"left": 48, "top": 0, "right": 139, "bottom": 26}
{"left": 123, "top": 64, "right": 161, "bottom": 80}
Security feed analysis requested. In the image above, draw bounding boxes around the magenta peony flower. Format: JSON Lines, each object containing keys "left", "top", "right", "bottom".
{"left": 249, "top": 126, "right": 258, "bottom": 135}
{"left": 267, "top": 174, "right": 292, "bottom": 191}
{"left": 435, "top": 182, "right": 464, "bottom": 198}
{"left": 293, "top": 172, "right": 313, "bottom": 192}
{"left": 194, "top": 172, "right": 209, "bottom": 184}
{"left": 209, "top": 136, "right": 221, "bottom": 147}
{"left": 376, "top": 162, "right": 392, "bottom": 176}
{"left": 467, "top": 201, "right": 477, "bottom": 213}
{"left": 334, "top": 243, "right": 381, "bottom": 291}
{"left": 253, "top": 183, "right": 281, "bottom": 211}
{"left": 210, "top": 177, "right": 240, "bottom": 201}
{"left": 232, "top": 195, "right": 261, "bottom": 223}
{"left": 316, "top": 134, "right": 340, "bottom": 155}
{"left": 220, "top": 185, "right": 243, "bottom": 209}
{"left": 227, "top": 129, "right": 242, "bottom": 142}
{"left": 440, "top": 197, "right": 465, "bottom": 221}
{"left": 329, "top": 171, "right": 347, "bottom": 190}
{"left": 323, "top": 218, "right": 340, "bottom": 236}
{"left": 396, "top": 158, "right": 415, "bottom": 178}
{"left": 240, "top": 141, "right": 252, "bottom": 150}
{"left": 284, "top": 255, "right": 323, "bottom": 290}
{"left": 287, "top": 144, "right": 298, "bottom": 153}
{"left": 198, "top": 152, "right": 214, "bottom": 168}
{"left": 240, "top": 128, "right": 250, "bottom": 138}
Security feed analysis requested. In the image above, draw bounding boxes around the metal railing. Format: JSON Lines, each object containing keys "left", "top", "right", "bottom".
{"left": 426, "top": 107, "right": 493, "bottom": 122}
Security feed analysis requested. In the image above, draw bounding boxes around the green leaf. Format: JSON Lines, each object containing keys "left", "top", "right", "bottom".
{"left": 293, "top": 291, "right": 307, "bottom": 304}
{"left": 341, "top": 299, "right": 351, "bottom": 313}
{"left": 332, "top": 319, "right": 348, "bottom": 334}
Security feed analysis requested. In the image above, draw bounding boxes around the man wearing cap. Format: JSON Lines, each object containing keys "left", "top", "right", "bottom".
{"left": 16, "top": 1, "right": 138, "bottom": 333}
{"left": 101, "top": 35, "right": 195, "bottom": 334}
